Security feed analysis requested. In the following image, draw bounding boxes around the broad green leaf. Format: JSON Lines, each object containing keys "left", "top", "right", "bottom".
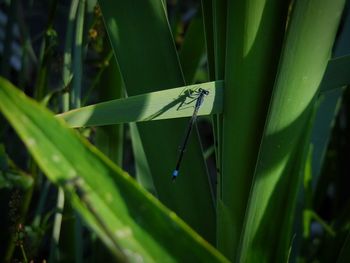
{"left": 57, "top": 81, "right": 223, "bottom": 127}
{"left": 179, "top": 9, "right": 206, "bottom": 84}
{"left": 98, "top": 0, "right": 216, "bottom": 242}
{"left": 219, "top": 0, "right": 289, "bottom": 260}
{"left": 0, "top": 78, "right": 229, "bottom": 263}
{"left": 200, "top": 0, "right": 215, "bottom": 80}
{"left": 239, "top": 0, "right": 345, "bottom": 262}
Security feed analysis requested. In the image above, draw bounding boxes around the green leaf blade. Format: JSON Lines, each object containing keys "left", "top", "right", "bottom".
{"left": 219, "top": 0, "right": 290, "bottom": 260}
{"left": 57, "top": 81, "right": 223, "bottom": 127}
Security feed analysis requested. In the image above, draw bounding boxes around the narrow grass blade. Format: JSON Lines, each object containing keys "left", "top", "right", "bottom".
{"left": 49, "top": 188, "right": 65, "bottom": 262}
{"left": 71, "top": 0, "right": 85, "bottom": 108}
{"left": 129, "top": 122, "right": 157, "bottom": 196}
{"left": 57, "top": 81, "right": 223, "bottom": 127}
{"left": 0, "top": 78, "right": 229, "bottom": 262}
{"left": 211, "top": 0, "right": 227, "bottom": 205}
{"left": 61, "top": 0, "right": 79, "bottom": 111}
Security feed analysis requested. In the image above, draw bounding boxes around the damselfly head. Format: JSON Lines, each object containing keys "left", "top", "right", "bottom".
{"left": 198, "top": 88, "right": 209, "bottom": 95}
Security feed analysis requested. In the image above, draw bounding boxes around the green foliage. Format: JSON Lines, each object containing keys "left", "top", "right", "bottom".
{"left": 0, "top": 0, "right": 349, "bottom": 262}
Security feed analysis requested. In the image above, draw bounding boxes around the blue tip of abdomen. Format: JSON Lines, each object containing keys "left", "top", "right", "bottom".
{"left": 172, "top": 170, "right": 179, "bottom": 181}
{"left": 172, "top": 170, "right": 179, "bottom": 177}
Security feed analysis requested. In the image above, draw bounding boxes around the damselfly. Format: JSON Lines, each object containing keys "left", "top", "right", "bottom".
{"left": 172, "top": 88, "right": 209, "bottom": 181}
